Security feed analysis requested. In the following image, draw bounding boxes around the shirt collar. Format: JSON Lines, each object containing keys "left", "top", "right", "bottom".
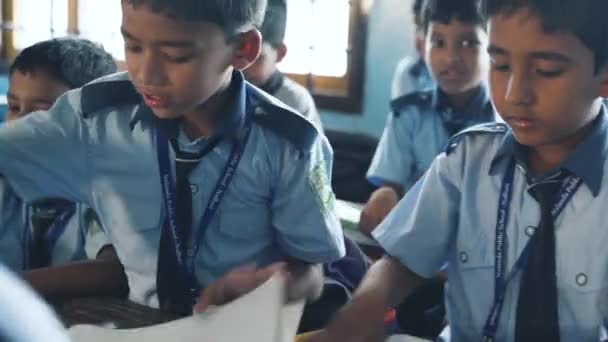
{"left": 409, "top": 58, "right": 428, "bottom": 78}
{"left": 129, "top": 70, "right": 249, "bottom": 141}
{"left": 260, "top": 70, "right": 285, "bottom": 95}
{"left": 490, "top": 105, "right": 608, "bottom": 196}
{"left": 431, "top": 85, "right": 493, "bottom": 121}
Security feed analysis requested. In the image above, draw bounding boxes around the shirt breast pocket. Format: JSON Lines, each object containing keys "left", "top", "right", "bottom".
{"left": 558, "top": 251, "right": 608, "bottom": 333}
{"left": 452, "top": 225, "right": 495, "bottom": 331}
{"left": 218, "top": 195, "right": 272, "bottom": 240}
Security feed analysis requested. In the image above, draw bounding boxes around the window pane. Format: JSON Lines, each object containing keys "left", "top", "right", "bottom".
{"left": 14, "top": 0, "right": 68, "bottom": 50}
{"left": 279, "top": 0, "right": 350, "bottom": 77}
{"left": 78, "top": 0, "right": 124, "bottom": 60}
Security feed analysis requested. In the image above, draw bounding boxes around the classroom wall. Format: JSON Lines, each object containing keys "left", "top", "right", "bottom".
{"left": 320, "top": 0, "right": 415, "bottom": 138}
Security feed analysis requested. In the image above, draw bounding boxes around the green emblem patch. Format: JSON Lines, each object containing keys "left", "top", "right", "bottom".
{"left": 309, "top": 160, "right": 336, "bottom": 215}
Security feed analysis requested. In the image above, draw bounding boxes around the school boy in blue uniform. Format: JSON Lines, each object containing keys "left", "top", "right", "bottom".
{"left": 0, "top": 0, "right": 345, "bottom": 317}
{"left": 391, "top": 0, "right": 434, "bottom": 99}
{"left": 0, "top": 38, "right": 126, "bottom": 299}
{"left": 361, "top": 0, "right": 494, "bottom": 235}
{"left": 311, "top": 0, "right": 608, "bottom": 340}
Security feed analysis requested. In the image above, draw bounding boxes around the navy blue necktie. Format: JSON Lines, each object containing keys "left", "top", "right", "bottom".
{"left": 157, "top": 137, "right": 221, "bottom": 315}
{"left": 29, "top": 199, "right": 75, "bottom": 269}
{"left": 515, "top": 177, "right": 563, "bottom": 341}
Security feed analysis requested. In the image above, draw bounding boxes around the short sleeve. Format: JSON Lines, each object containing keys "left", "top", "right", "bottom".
{"left": 271, "top": 135, "right": 346, "bottom": 263}
{"left": 372, "top": 151, "right": 461, "bottom": 278}
{"left": 0, "top": 90, "right": 92, "bottom": 205}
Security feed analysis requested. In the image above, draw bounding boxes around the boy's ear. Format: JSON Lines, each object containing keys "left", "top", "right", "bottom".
{"left": 275, "top": 43, "right": 288, "bottom": 63}
{"left": 415, "top": 29, "right": 425, "bottom": 57}
{"left": 232, "top": 29, "right": 262, "bottom": 71}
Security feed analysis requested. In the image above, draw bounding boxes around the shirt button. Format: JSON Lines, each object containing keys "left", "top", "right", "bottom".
{"left": 576, "top": 273, "right": 588, "bottom": 286}
{"left": 459, "top": 252, "right": 469, "bottom": 264}
{"left": 190, "top": 184, "right": 199, "bottom": 194}
{"left": 525, "top": 226, "right": 536, "bottom": 237}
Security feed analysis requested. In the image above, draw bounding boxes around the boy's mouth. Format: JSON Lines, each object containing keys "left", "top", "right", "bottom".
{"left": 142, "top": 93, "right": 169, "bottom": 109}
{"left": 505, "top": 116, "right": 536, "bottom": 129}
{"left": 439, "top": 69, "right": 465, "bottom": 82}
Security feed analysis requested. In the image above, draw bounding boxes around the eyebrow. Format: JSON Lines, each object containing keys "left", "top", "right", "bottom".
{"left": 120, "top": 27, "right": 196, "bottom": 48}
{"left": 6, "top": 92, "right": 54, "bottom": 104}
{"left": 529, "top": 51, "right": 573, "bottom": 63}
{"left": 487, "top": 45, "right": 507, "bottom": 55}
{"left": 488, "top": 44, "right": 573, "bottom": 63}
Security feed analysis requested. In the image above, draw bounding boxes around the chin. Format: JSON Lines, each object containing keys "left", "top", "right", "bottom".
{"left": 149, "top": 107, "right": 181, "bottom": 120}
{"left": 438, "top": 82, "right": 472, "bottom": 95}
{"left": 509, "top": 130, "right": 544, "bottom": 148}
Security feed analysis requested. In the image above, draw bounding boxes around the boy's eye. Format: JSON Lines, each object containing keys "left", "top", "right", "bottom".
{"left": 124, "top": 43, "right": 142, "bottom": 53}
{"left": 430, "top": 38, "right": 445, "bottom": 48}
{"left": 461, "top": 39, "right": 480, "bottom": 48}
{"left": 490, "top": 58, "right": 510, "bottom": 72}
{"left": 535, "top": 69, "right": 564, "bottom": 78}
{"left": 165, "top": 55, "right": 192, "bottom": 64}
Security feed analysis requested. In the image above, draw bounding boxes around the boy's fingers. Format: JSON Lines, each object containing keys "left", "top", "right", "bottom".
{"left": 193, "top": 262, "right": 286, "bottom": 314}
{"left": 193, "top": 282, "right": 223, "bottom": 314}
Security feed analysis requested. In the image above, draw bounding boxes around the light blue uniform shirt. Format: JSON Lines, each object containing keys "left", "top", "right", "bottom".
{"left": 373, "top": 108, "right": 608, "bottom": 341}
{"left": 0, "top": 183, "right": 108, "bottom": 271}
{"left": 0, "top": 71, "right": 345, "bottom": 307}
{"left": 391, "top": 57, "right": 434, "bottom": 100}
{"left": 368, "top": 86, "right": 495, "bottom": 191}
{"left": 0, "top": 179, "right": 25, "bottom": 271}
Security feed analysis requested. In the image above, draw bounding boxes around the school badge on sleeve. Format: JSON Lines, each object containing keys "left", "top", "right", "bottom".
{"left": 309, "top": 160, "right": 336, "bottom": 215}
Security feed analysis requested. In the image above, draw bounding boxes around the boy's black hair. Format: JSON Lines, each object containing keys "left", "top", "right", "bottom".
{"left": 421, "top": 0, "right": 486, "bottom": 33}
{"left": 413, "top": 0, "right": 425, "bottom": 27}
{"left": 485, "top": 0, "right": 608, "bottom": 71}
{"left": 10, "top": 38, "right": 117, "bottom": 89}
{"left": 124, "top": 0, "right": 268, "bottom": 37}
{"left": 260, "top": 0, "right": 287, "bottom": 47}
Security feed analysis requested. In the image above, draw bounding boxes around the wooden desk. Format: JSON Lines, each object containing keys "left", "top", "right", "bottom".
{"left": 52, "top": 297, "right": 179, "bottom": 329}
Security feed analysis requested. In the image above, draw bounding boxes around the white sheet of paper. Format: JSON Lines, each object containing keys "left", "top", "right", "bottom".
{"left": 68, "top": 274, "right": 304, "bottom": 342}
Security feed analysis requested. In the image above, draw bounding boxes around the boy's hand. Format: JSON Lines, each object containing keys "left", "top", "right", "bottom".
{"left": 193, "top": 262, "right": 286, "bottom": 313}
{"left": 359, "top": 186, "right": 400, "bottom": 236}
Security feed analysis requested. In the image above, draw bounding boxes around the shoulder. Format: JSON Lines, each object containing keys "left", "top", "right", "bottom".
{"left": 445, "top": 122, "right": 508, "bottom": 155}
{"left": 249, "top": 83, "right": 319, "bottom": 152}
{"left": 80, "top": 72, "right": 140, "bottom": 117}
{"left": 273, "top": 77, "right": 315, "bottom": 113}
{"left": 390, "top": 89, "right": 433, "bottom": 117}
{"left": 394, "top": 56, "right": 417, "bottom": 75}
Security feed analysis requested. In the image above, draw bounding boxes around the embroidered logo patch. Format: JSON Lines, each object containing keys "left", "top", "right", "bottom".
{"left": 309, "top": 160, "right": 336, "bottom": 215}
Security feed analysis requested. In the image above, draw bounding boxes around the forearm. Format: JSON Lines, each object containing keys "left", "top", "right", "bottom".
{"left": 354, "top": 255, "right": 424, "bottom": 307}
{"left": 378, "top": 182, "right": 404, "bottom": 199}
{"left": 23, "top": 246, "right": 128, "bottom": 299}
{"left": 328, "top": 256, "right": 425, "bottom": 338}
{"left": 286, "top": 261, "right": 324, "bottom": 302}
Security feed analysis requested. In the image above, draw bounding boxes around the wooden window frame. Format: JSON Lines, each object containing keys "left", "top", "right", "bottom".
{"left": 1, "top": 0, "right": 369, "bottom": 114}
{"left": 285, "top": 0, "right": 369, "bottom": 113}
{"left": 1, "top": 0, "right": 79, "bottom": 60}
